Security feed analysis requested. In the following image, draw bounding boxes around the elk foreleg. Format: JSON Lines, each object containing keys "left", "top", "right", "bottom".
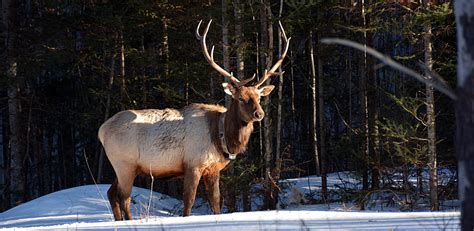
{"left": 182, "top": 167, "right": 202, "bottom": 216}
{"left": 204, "top": 172, "right": 221, "bottom": 214}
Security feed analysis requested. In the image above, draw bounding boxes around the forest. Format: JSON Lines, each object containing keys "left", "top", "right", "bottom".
{"left": 0, "top": 0, "right": 468, "bottom": 223}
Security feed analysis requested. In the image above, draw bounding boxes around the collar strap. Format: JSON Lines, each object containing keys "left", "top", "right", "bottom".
{"left": 218, "top": 113, "right": 237, "bottom": 160}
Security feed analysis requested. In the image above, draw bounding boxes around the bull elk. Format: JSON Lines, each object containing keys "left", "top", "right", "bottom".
{"left": 98, "top": 20, "right": 290, "bottom": 220}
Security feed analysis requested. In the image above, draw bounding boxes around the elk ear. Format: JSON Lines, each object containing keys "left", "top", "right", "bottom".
{"left": 222, "top": 82, "right": 237, "bottom": 96}
{"left": 258, "top": 85, "right": 275, "bottom": 96}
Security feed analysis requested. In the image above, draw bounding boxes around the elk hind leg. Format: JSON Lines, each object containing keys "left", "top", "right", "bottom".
{"left": 107, "top": 179, "right": 123, "bottom": 220}
{"left": 117, "top": 173, "right": 135, "bottom": 220}
{"left": 111, "top": 169, "right": 136, "bottom": 220}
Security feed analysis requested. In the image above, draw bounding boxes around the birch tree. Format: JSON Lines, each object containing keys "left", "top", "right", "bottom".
{"left": 309, "top": 30, "right": 321, "bottom": 176}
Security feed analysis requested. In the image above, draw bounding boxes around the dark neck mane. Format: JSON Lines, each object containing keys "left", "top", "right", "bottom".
{"left": 223, "top": 100, "right": 254, "bottom": 154}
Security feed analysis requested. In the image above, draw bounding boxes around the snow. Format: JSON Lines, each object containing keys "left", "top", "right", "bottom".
{"left": 0, "top": 174, "right": 460, "bottom": 230}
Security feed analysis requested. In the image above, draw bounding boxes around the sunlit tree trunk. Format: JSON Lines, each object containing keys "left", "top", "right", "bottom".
{"left": 119, "top": 28, "right": 126, "bottom": 104}
{"left": 290, "top": 49, "right": 296, "bottom": 159}
{"left": 359, "top": 0, "right": 370, "bottom": 196}
{"left": 454, "top": 1, "right": 474, "bottom": 229}
{"left": 422, "top": 0, "right": 439, "bottom": 211}
{"left": 309, "top": 30, "right": 321, "bottom": 176}
{"left": 162, "top": 16, "right": 169, "bottom": 79}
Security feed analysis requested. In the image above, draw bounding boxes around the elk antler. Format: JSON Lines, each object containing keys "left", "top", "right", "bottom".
{"left": 196, "top": 20, "right": 255, "bottom": 87}
{"left": 253, "top": 21, "right": 291, "bottom": 88}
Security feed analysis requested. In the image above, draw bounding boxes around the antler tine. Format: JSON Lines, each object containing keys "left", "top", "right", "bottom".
{"left": 254, "top": 21, "right": 291, "bottom": 88}
{"left": 195, "top": 20, "right": 203, "bottom": 40}
{"left": 238, "top": 74, "right": 256, "bottom": 86}
{"left": 278, "top": 21, "right": 288, "bottom": 42}
{"left": 196, "top": 20, "right": 241, "bottom": 85}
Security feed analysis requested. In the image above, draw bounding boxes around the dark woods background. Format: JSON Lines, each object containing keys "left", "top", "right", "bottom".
{"left": 0, "top": 0, "right": 456, "bottom": 212}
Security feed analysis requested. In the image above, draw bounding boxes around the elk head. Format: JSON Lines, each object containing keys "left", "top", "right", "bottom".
{"left": 196, "top": 20, "right": 290, "bottom": 123}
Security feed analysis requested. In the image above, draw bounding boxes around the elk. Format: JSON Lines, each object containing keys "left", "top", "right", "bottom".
{"left": 98, "top": 20, "right": 290, "bottom": 220}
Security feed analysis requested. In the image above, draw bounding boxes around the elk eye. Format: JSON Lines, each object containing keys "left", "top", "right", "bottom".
{"left": 238, "top": 97, "right": 245, "bottom": 103}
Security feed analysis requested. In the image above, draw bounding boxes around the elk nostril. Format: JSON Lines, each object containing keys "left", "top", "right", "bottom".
{"left": 254, "top": 111, "right": 264, "bottom": 119}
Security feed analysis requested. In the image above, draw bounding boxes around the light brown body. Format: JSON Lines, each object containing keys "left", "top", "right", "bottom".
{"left": 99, "top": 104, "right": 235, "bottom": 219}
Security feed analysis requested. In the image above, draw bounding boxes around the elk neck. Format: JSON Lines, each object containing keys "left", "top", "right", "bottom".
{"left": 220, "top": 100, "right": 254, "bottom": 155}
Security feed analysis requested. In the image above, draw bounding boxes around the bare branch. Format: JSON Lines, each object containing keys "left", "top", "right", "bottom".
{"left": 333, "top": 100, "right": 359, "bottom": 135}
{"left": 320, "top": 38, "right": 457, "bottom": 101}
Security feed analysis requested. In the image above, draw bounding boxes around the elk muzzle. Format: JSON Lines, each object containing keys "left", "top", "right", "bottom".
{"left": 253, "top": 110, "right": 265, "bottom": 121}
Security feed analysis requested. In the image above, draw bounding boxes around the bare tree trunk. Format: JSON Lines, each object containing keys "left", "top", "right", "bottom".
{"left": 359, "top": 0, "right": 370, "bottom": 195}
{"left": 119, "top": 28, "right": 126, "bottom": 103}
{"left": 417, "top": 167, "right": 423, "bottom": 194}
{"left": 0, "top": 112, "right": 5, "bottom": 207}
{"left": 309, "top": 30, "right": 321, "bottom": 176}
{"left": 423, "top": 1, "right": 439, "bottom": 211}
{"left": 25, "top": 93, "right": 34, "bottom": 199}
{"left": 403, "top": 163, "right": 411, "bottom": 205}
{"left": 97, "top": 53, "right": 116, "bottom": 183}
{"left": 42, "top": 128, "right": 51, "bottom": 195}
{"left": 185, "top": 62, "right": 189, "bottom": 105}
{"left": 46, "top": 129, "right": 53, "bottom": 193}
{"left": 318, "top": 58, "right": 328, "bottom": 199}
{"left": 222, "top": 0, "right": 231, "bottom": 106}
{"left": 141, "top": 34, "right": 148, "bottom": 107}
{"left": 368, "top": 43, "right": 380, "bottom": 190}
{"left": 7, "top": 82, "right": 23, "bottom": 206}
{"left": 261, "top": 0, "right": 275, "bottom": 210}
{"left": 162, "top": 16, "right": 169, "bottom": 79}
{"left": 221, "top": 0, "right": 237, "bottom": 212}
{"left": 3, "top": 0, "right": 25, "bottom": 207}
{"left": 454, "top": 1, "right": 474, "bottom": 229}
{"left": 233, "top": 0, "right": 247, "bottom": 212}
{"left": 290, "top": 49, "right": 296, "bottom": 152}
{"left": 274, "top": 0, "right": 284, "bottom": 187}
{"left": 254, "top": 11, "right": 264, "bottom": 170}
{"left": 233, "top": 0, "right": 244, "bottom": 80}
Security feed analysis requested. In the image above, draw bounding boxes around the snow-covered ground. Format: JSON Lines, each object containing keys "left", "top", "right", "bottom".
{"left": 0, "top": 173, "right": 460, "bottom": 230}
